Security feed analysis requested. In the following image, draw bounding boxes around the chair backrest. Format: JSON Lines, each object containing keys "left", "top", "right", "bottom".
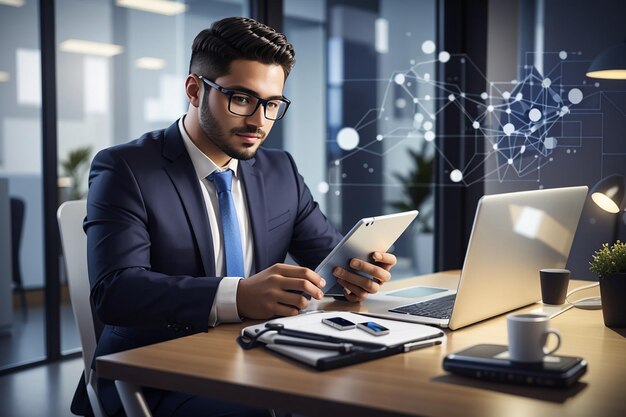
{"left": 10, "top": 197, "right": 25, "bottom": 285}
{"left": 58, "top": 200, "right": 105, "bottom": 417}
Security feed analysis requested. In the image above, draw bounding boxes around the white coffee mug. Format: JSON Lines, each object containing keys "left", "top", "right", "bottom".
{"left": 507, "top": 313, "right": 561, "bottom": 362}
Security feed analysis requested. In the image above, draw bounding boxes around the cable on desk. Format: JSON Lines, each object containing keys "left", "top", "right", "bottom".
{"left": 565, "top": 282, "right": 601, "bottom": 310}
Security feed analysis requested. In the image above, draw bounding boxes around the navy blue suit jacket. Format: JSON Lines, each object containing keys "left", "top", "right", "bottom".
{"left": 72, "top": 120, "right": 341, "bottom": 416}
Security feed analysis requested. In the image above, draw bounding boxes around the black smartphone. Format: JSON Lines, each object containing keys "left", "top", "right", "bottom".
{"left": 321, "top": 317, "right": 356, "bottom": 330}
{"left": 357, "top": 321, "right": 390, "bottom": 336}
{"left": 443, "top": 344, "right": 587, "bottom": 388}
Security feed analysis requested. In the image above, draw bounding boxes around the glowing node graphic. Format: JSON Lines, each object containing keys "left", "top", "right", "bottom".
{"left": 505, "top": 108, "right": 511, "bottom": 114}
{"left": 413, "top": 97, "right": 419, "bottom": 103}
{"left": 423, "top": 121, "right": 433, "bottom": 131}
{"left": 568, "top": 88, "right": 583, "bottom": 104}
{"left": 448, "top": 94, "right": 455, "bottom": 101}
{"left": 394, "top": 73, "right": 406, "bottom": 85}
{"left": 396, "top": 98, "right": 407, "bottom": 108}
{"left": 559, "top": 50, "right": 568, "bottom": 60}
{"left": 487, "top": 105, "right": 494, "bottom": 112}
{"left": 450, "top": 169, "right": 463, "bottom": 183}
{"left": 438, "top": 51, "right": 450, "bottom": 63}
{"left": 542, "top": 78, "right": 552, "bottom": 88}
{"left": 529, "top": 108, "right": 542, "bottom": 122}
{"left": 502, "top": 91, "right": 511, "bottom": 99}
{"left": 424, "top": 131, "right": 435, "bottom": 141}
{"left": 472, "top": 121, "right": 480, "bottom": 129}
{"left": 334, "top": 190, "right": 341, "bottom": 196}
{"left": 423, "top": 73, "right": 431, "bottom": 81}
{"left": 520, "top": 145, "right": 526, "bottom": 154}
{"left": 493, "top": 143, "right": 498, "bottom": 150}
{"left": 560, "top": 106, "right": 570, "bottom": 116}
{"left": 480, "top": 92, "right": 488, "bottom": 100}
{"left": 414, "top": 113, "right": 424, "bottom": 122}
{"left": 544, "top": 137, "right": 558, "bottom": 150}
{"left": 317, "top": 181, "right": 329, "bottom": 194}
{"left": 503, "top": 123, "right": 515, "bottom": 136}
{"left": 421, "top": 40, "right": 436, "bottom": 54}
{"left": 376, "top": 134, "right": 383, "bottom": 141}
{"left": 336, "top": 127, "right": 359, "bottom": 150}
{"left": 515, "top": 92, "right": 523, "bottom": 101}
{"left": 424, "top": 94, "right": 431, "bottom": 101}
{"left": 507, "top": 158, "right": 513, "bottom": 165}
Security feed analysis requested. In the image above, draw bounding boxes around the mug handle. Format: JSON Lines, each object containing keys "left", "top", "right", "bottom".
{"left": 542, "top": 329, "right": 561, "bottom": 356}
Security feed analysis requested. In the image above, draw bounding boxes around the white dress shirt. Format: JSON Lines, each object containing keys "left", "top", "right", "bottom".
{"left": 178, "top": 117, "right": 255, "bottom": 326}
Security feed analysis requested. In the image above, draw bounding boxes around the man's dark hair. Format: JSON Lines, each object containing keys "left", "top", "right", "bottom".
{"left": 189, "top": 16, "right": 296, "bottom": 80}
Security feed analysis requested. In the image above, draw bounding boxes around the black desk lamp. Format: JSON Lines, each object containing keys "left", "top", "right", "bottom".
{"left": 590, "top": 174, "right": 625, "bottom": 244}
{"left": 586, "top": 40, "right": 626, "bottom": 80}
{"left": 565, "top": 176, "right": 626, "bottom": 310}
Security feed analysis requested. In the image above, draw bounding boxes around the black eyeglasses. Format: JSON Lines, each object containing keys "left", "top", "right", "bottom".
{"left": 198, "top": 75, "right": 291, "bottom": 121}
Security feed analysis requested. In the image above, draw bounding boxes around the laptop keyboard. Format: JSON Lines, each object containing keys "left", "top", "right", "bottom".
{"left": 389, "top": 294, "right": 457, "bottom": 319}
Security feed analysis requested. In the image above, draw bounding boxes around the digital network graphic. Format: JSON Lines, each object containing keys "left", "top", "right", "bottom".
{"left": 322, "top": 39, "right": 625, "bottom": 195}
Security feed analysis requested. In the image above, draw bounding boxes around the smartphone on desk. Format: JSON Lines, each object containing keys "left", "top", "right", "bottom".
{"left": 443, "top": 344, "right": 587, "bottom": 388}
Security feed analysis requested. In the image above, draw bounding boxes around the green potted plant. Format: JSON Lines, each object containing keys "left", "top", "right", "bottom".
{"left": 59, "top": 146, "right": 92, "bottom": 203}
{"left": 390, "top": 140, "right": 435, "bottom": 273}
{"left": 589, "top": 240, "right": 626, "bottom": 328}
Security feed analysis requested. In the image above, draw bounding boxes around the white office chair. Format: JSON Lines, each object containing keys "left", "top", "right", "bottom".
{"left": 58, "top": 200, "right": 106, "bottom": 417}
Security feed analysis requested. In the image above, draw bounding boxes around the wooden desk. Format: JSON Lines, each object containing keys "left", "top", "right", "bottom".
{"left": 96, "top": 272, "right": 626, "bottom": 417}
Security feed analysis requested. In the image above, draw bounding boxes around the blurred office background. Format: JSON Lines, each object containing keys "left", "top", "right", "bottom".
{"left": 0, "top": 1, "right": 624, "bottom": 414}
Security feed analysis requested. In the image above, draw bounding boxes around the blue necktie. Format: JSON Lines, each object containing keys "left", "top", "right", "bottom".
{"left": 207, "top": 169, "right": 245, "bottom": 277}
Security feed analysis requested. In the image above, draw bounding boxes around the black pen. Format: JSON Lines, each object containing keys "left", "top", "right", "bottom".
{"left": 272, "top": 336, "right": 354, "bottom": 354}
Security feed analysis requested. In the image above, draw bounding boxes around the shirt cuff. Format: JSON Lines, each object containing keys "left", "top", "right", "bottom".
{"left": 208, "top": 277, "right": 242, "bottom": 327}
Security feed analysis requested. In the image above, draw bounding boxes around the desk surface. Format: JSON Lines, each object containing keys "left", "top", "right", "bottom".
{"left": 97, "top": 272, "right": 626, "bottom": 417}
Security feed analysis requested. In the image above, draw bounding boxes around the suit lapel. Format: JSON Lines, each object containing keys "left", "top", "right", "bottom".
{"left": 240, "top": 159, "right": 269, "bottom": 271}
{"left": 161, "top": 121, "right": 216, "bottom": 277}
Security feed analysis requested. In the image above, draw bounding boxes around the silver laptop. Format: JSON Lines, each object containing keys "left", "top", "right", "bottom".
{"left": 362, "top": 186, "right": 588, "bottom": 330}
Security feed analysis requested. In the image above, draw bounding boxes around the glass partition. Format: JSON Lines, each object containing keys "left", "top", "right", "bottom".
{"left": 0, "top": 0, "right": 46, "bottom": 369}
{"left": 284, "top": 0, "right": 437, "bottom": 277}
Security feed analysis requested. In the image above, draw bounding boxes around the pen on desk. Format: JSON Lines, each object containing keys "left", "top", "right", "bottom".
{"left": 272, "top": 336, "right": 354, "bottom": 354}
{"left": 403, "top": 339, "right": 443, "bottom": 353}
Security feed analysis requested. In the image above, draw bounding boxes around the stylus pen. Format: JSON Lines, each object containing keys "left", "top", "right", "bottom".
{"left": 272, "top": 336, "right": 354, "bottom": 353}
{"left": 403, "top": 339, "right": 443, "bottom": 353}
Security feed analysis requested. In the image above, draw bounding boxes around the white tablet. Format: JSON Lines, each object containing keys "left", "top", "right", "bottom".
{"left": 316, "top": 211, "right": 418, "bottom": 296}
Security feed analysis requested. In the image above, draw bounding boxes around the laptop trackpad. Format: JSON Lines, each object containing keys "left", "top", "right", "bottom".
{"left": 386, "top": 286, "right": 448, "bottom": 299}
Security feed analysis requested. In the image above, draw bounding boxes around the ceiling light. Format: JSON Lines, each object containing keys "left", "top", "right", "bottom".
{"left": 0, "top": 0, "right": 25, "bottom": 7}
{"left": 59, "top": 39, "right": 124, "bottom": 57}
{"left": 586, "top": 41, "right": 626, "bottom": 80}
{"left": 135, "top": 57, "right": 166, "bottom": 70}
{"left": 116, "top": 0, "right": 187, "bottom": 16}
{"left": 0, "top": 71, "right": 10, "bottom": 82}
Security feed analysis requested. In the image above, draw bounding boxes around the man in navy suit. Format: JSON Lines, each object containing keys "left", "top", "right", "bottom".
{"left": 74, "top": 17, "right": 397, "bottom": 417}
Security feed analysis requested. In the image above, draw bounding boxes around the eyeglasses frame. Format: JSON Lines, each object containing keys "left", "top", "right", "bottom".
{"left": 198, "top": 75, "right": 291, "bottom": 121}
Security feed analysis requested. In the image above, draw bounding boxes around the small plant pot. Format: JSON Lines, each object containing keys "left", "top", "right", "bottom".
{"left": 599, "top": 272, "right": 626, "bottom": 328}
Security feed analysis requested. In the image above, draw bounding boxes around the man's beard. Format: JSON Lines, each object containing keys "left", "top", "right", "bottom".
{"left": 199, "top": 96, "right": 266, "bottom": 161}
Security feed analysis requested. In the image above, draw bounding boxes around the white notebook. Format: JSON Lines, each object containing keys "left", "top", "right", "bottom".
{"left": 241, "top": 311, "right": 445, "bottom": 369}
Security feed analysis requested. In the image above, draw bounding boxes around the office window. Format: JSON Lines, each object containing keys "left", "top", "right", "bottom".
{"left": 54, "top": 0, "right": 248, "bottom": 352}
{"left": 284, "top": 0, "right": 437, "bottom": 276}
{"left": 0, "top": 0, "right": 46, "bottom": 369}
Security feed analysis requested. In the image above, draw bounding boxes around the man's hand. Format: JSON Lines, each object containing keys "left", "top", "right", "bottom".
{"left": 334, "top": 252, "right": 397, "bottom": 302}
{"left": 236, "top": 264, "right": 326, "bottom": 319}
